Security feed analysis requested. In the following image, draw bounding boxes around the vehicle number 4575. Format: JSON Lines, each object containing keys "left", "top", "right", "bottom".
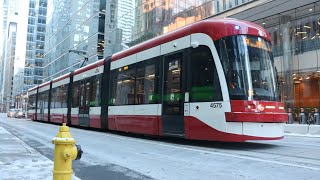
{"left": 210, "top": 103, "right": 222, "bottom": 108}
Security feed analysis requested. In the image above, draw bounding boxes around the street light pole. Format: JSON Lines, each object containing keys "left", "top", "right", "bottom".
{"left": 68, "top": 50, "right": 89, "bottom": 68}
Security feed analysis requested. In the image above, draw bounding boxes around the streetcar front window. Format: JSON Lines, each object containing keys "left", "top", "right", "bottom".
{"left": 215, "top": 35, "right": 279, "bottom": 101}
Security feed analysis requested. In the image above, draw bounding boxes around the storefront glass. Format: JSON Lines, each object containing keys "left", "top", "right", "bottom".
{"left": 255, "top": 2, "right": 320, "bottom": 123}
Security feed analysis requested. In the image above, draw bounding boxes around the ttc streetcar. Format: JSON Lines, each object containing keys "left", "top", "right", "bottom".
{"left": 28, "top": 18, "right": 288, "bottom": 142}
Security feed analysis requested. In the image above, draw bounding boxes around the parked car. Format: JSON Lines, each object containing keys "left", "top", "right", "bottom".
{"left": 7, "top": 109, "right": 17, "bottom": 118}
{"left": 15, "top": 109, "right": 26, "bottom": 118}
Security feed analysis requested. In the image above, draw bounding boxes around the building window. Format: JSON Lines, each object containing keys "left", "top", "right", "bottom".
{"left": 29, "top": 0, "right": 35, "bottom": 8}
{"left": 38, "top": 17, "right": 46, "bottom": 24}
{"left": 38, "top": 8, "right": 47, "bottom": 16}
{"left": 27, "top": 34, "right": 34, "bottom": 42}
{"left": 28, "top": 18, "right": 35, "bottom": 25}
{"left": 27, "top": 26, "right": 34, "bottom": 33}
{"left": 37, "top": 26, "right": 46, "bottom": 32}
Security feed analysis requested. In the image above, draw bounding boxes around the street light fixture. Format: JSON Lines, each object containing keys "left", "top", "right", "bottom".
{"left": 68, "top": 49, "right": 89, "bottom": 68}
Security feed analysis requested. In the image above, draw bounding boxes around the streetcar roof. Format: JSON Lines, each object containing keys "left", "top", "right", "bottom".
{"left": 73, "top": 59, "right": 105, "bottom": 75}
{"left": 28, "top": 86, "right": 37, "bottom": 92}
{"left": 38, "top": 81, "right": 50, "bottom": 88}
{"left": 111, "top": 18, "right": 271, "bottom": 62}
{"left": 52, "top": 73, "right": 70, "bottom": 83}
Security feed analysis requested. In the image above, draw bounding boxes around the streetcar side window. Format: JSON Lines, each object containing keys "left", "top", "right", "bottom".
{"left": 190, "top": 46, "right": 222, "bottom": 102}
{"left": 89, "top": 74, "right": 102, "bottom": 107}
{"left": 44, "top": 90, "right": 49, "bottom": 109}
{"left": 28, "top": 94, "right": 36, "bottom": 109}
{"left": 110, "top": 64, "right": 136, "bottom": 105}
{"left": 72, "top": 81, "right": 79, "bottom": 108}
{"left": 135, "top": 60, "right": 158, "bottom": 104}
{"left": 63, "top": 84, "right": 68, "bottom": 108}
{"left": 51, "top": 84, "right": 68, "bottom": 108}
{"left": 37, "top": 92, "right": 42, "bottom": 109}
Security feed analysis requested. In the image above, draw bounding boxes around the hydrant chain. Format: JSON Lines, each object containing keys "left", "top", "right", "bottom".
{"left": 52, "top": 123, "right": 83, "bottom": 180}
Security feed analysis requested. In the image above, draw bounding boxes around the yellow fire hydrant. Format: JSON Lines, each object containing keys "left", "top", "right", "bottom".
{"left": 52, "top": 123, "right": 83, "bottom": 180}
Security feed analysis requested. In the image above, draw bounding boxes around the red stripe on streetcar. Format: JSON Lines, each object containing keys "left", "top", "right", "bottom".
{"left": 52, "top": 73, "right": 70, "bottom": 83}
{"left": 90, "top": 115, "right": 101, "bottom": 128}
{"left": 50, "top": 114, "right": 64, "bottom": 124}
{"left": 44, "top": 113, "right": 49, "bottom": 122}
{"left": 38, "top": 81, "right": 50, "bottom": 88}
{"left": 184, "top": 116, "right": 283, "bottom": 142}
{"left": 71, "top": 115, "right": 79, "bottom": 126}
{"left": 225, "top": 112, "right": 288, "bottom": 123}
{"left": 74, "top": 59, "right": 105, "bottom": 75}
{"left": 108, "top": 115, "right": 161, "bottom": 135}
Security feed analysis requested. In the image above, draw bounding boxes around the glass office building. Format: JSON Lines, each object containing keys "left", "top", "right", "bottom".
{"left": 44, "top": 0, "right": 252, "bottom": 79}
{"left": 104, "top": 0, "right": 252, "bottom": 56}
{"left": 230, "top": 0, "right": 320, "bottom": 120}
{"left": 24, "top": 0, "right": 48, "bottom": 91}
{"left": 44, "top": 0, "right": 106, "bottom": 81}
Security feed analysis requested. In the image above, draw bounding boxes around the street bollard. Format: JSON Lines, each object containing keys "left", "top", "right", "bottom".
{"left": 315, "top": 113, "right": 320, "bottom": 125}
{"left": 52, "top": 123, "right": 83, "bottom": 180}
{"left": 288, "top": 113, "right": 293, "bottom": 124}
{"left": 300, "top": 113, "right": 306, "bottom": 124}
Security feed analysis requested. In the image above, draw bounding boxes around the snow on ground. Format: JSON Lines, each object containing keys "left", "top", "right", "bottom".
{"left": 0, "top": 126, "right": 80, "bottom": 180}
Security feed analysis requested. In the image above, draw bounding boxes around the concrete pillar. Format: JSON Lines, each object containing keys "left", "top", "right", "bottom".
{"left": 300, "top": 113, "right": 306, "bottom": 124}
{"left": 315, "top": 113, "right": 319, "bottom": 125}
{"left": 288, "top": 113, "right": 293, "bottom": 124}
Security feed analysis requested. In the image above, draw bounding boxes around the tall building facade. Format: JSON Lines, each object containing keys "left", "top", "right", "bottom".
{"left": 104, "top": 0, "right": 253, "bottom": 56}
{"left": 0, "top": 0, "right": 22, "bottom": 111}
{"left": 0, "top": 0, "right": 10, "bottom": 111}
{"left": 0, "top": 0, "right": 48, "bottom": 111}
{"left": 44, "top": 0, "right": 106, "bottom": 81}
{"left": 104, "top": 0, "right": 134, "bottom": 56}
{"left": 23, "top": 0, "right": 48, "bottom": 91}
{"left": 44, "top": 0, "right": 252, "bottom": 78}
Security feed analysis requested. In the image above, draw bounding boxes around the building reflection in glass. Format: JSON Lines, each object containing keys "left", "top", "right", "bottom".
{"left": 252, "top": 2, "right": 320, "bottom": 122}
{"left": 104, "top": 0, "right": 251, "bottom": 56}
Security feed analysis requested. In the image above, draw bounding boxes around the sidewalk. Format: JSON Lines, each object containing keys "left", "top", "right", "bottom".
{"left": 284, "top": 124, "right": 320, "bottom": 136}
{"left": 0, "top": 125, "right": 80, "bottom": 180}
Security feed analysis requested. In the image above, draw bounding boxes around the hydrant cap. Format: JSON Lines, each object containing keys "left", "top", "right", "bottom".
{"left": 55, "top": 123, "right": 73, "bottom": 138}
{"left": 60, "top": 123, "right": 70, "bottom": 132}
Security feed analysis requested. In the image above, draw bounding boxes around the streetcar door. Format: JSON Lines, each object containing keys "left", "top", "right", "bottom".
{"left": 162, "top": 52, "right": 185, "bottom": 136}
{"left": 78, "top": 79, "right": 90, "bottom": 126}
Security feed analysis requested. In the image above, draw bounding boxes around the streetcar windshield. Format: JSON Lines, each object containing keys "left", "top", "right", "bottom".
{"left": 215, "top": 35, "right": 279, "bottom": 101}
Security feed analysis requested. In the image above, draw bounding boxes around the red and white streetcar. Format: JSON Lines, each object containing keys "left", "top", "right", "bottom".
{"left": 28, "top": 18, "right": 288, "bottom": 142}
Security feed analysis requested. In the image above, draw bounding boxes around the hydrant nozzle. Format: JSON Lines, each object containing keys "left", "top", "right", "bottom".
{"left": 52, "top": 123, "right": 82, "bottom": 180}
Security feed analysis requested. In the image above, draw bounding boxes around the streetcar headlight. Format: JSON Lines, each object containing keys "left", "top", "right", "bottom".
{"left": 248, "top": 104, "right": 256, "bottom": 111}
{"left": 257, "top": 104, "right": 265, "bottom": 112}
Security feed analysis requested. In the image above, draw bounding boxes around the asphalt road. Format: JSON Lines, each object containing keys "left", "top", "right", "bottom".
{"left": 1, "top": 114, "right": 319, "bottom": 180}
